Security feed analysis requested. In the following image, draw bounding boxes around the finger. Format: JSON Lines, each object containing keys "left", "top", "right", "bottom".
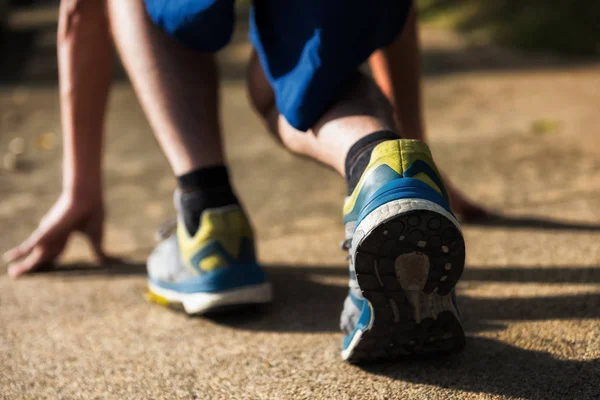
{"left": 457, "top": 200, "right": 493, "bottom": 222}
{"left": 447, "top": 185, "right": 492, "bottom": 222}
{"left": 7, "top": 247, "right": 47, "bottom": 278}
{"left": 2, "top": 220, "right": 65, "bottom": 263}
{"left": 3, "top": 236, "right": 38, "bottom": 263}
{"left": 84, "top": 218, "right": 107, "bottom": 263}
{"left": 89, "top": 239, "right": 109, "bottom": 264}
{"left": 3, "top": 247, "right": 26, "bottom": 264}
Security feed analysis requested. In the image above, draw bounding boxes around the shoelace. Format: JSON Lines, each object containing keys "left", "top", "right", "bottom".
{"left": 340, "top": 239, "right": 352, "bottom": 261}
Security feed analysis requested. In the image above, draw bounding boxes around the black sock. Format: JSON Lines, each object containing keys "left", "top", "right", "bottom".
{"left": 345, "top": 130, "right": 400, "bottom": 195}
{"left": 177, "top": 166, "right": 239, "bottom": 235}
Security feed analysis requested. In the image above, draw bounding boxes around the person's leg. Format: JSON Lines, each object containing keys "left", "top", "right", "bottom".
{"left": 248, "top": 51, "right": 466, "bottom": 362}
{"left": 248, "top": 0, "right": 465, "bottom": 362}
{"left": 106, "top": 0, "right": 223, "bottom": 175}
{"left": 106, "top": 0, "right": 272, "bottom": 313}
{"left": 247, "top": 51, "right": 398, "bottom": 177}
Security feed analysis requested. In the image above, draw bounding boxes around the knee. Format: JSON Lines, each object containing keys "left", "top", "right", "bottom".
{"left": 311, "top": 72, "right": 396, "bottom": 132}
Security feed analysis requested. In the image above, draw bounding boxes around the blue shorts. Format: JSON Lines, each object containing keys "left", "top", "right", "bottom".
{"left": 144, "top": 0, "right": 412, "bottom": 131}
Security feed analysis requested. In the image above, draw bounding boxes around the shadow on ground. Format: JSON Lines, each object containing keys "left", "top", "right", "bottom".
{"left": 35, "top": 259, "right": 600, "bottom": 398}
{"left": 213, "top": 264, "right": 600, "bottom": 333}
{"left": 361, "top": 337, "right": 600, "bottom": 399}
{"left": 41, "top": 260, "right": 600, "bottom": 333}
{"left": 463, "top": 213, "right": 600, "bottom": 232}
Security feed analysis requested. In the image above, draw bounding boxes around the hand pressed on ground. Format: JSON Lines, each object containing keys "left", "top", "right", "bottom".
{"left": 3, "top": 194, "right": 111, "bottom": 278}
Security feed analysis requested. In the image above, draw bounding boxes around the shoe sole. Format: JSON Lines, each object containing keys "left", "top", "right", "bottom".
{"left": 146, "top": 282, "right": 273, "bottom": 315}
{"left": 343, "top": 199, "right": 466, "bottom": 363}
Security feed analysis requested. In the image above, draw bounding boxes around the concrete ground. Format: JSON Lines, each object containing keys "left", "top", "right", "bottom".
{"left": 1, "top": 4, "right": 599, "bottom": 400}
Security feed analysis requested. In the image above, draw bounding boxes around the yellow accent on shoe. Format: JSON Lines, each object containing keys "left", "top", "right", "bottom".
{"left": 399, "top": 140, "right": 443, "bottom": 193}
{"left": 199, "top": 254, "right": 228, "bottom": 273}
{"left": 412, "top": 172, "right": 442, "bottom": 194}
{"left": 145, "top": 289, "right": 170, "bottom": 306}
{"left": 343, "top": 139, "right": 443, "bottom": 216}
{"left": 177, "top": 206, "right": 254, "bottom": 274}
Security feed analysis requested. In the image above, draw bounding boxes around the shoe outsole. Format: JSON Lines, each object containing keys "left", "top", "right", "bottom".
{"left": 345, "top": 208, "right": 466, "bottom": 363}
{"left": 146, "top": 282, "right": 273, "bottom": 315}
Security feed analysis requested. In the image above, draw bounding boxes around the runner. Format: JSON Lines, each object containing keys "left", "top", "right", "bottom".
{"left": 5, "top": 0, "right": 471, "bottom": 362}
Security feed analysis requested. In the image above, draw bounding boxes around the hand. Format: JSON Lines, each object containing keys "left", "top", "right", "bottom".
{"left": 3, "top": 193, "right": 108, "bottom": 278}
{"left": 445, "top": 178, "right": 492, "bottom": 222}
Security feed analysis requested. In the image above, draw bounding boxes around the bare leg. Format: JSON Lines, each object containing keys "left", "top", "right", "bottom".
{"left": 247, "top": 53, "right": 397, "bottom": 177}
{"left": 369, "top": 8, "right": 490, "bottom": 220}
{"left": 106, "top": 0, "right": 224, "bottom": 175}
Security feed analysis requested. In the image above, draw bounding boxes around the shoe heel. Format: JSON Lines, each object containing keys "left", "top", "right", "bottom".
{"left": 354, "top": 205, "right": 464, "bottom": 296}
{"left": 346, "top": 205, "right": 466, "bottom": 362}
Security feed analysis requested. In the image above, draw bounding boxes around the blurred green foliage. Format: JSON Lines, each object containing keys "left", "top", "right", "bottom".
{"left": 418, "top": 0, "right": 600, "bottom": 55}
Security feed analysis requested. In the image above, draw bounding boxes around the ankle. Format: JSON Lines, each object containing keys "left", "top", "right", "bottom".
{"left": 177, "top": 166, "right": 240, "bottom": 235}
{"left": 344, "top": 131, "right": 400, "bottom": 194}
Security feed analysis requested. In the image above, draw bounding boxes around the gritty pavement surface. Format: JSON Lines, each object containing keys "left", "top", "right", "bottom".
{"left": 1, "top": 4, "right": 599, "bottom": 400}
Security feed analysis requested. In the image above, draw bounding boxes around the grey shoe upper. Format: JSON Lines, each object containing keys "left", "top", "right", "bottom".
{"left": 147, "top": 234, "right": 196, "bottom": 284}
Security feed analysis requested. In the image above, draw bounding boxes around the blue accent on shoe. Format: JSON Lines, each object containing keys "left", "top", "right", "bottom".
{"left": 189, "top": 238, "right": 256, "bottom": 274}
{"left": 348, "top": 290, "right": 364, "bottom": 310}
{"left": 342, "top": 297, "right": 372, "bottom": 350}
{"left": 343, "top": 164, "right": 402, "bottom": 224}
{"left": 149, "top": 262, "right": 267, "bottom": 293}
{"left": 354, "top": 178, "right": 453, "bottom": 229}
{"left": 403, "top": 160, "right": 449, "bottom": 202}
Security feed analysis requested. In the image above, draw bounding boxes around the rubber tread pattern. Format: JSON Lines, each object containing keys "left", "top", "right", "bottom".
{"left": 347, "top": 210, "right": 466, "bottom": 363}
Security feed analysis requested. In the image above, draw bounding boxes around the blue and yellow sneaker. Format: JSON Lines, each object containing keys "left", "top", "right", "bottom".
{"left": 340, "top": 139, "right": 466, "bottom": 362}
{"left": 146, "top": 194, "right": 272, "bottom": 315}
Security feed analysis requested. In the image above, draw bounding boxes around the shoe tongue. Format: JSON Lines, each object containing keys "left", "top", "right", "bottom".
{"left": 152, "top": 190, "right": 182, "bottom": 241}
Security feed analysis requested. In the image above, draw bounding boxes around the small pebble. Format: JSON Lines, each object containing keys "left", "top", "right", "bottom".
{"left": 36, "top": 132, "right": 57, "bottom": 151}
{"left": 8, "top": 137, "right": 26, "bottom": 155}
{"left": 3, "top": 153, "right": 17, "bottom": 171}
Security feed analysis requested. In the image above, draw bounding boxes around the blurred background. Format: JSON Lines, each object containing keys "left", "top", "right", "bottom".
{"left": 1, "top": 1, "right": 599, "bottom": 399}
{"left": 419, "top": 0, "right": 600, "bottom": 55}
